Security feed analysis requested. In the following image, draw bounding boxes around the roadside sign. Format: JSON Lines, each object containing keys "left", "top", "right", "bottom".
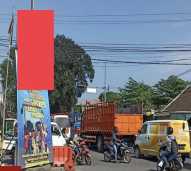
{"left": 87, "top": 87, "right": 97, "bottom": 94}
{"left": 17, "top": 90, "right": 52, "bottom": 168}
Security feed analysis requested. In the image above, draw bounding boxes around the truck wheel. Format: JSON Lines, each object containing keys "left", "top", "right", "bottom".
{"left": 134, "top": 146, "right": 141, "bottom": 158}
{"left": 96, "top": 135, "right": 104, "bottom": 152}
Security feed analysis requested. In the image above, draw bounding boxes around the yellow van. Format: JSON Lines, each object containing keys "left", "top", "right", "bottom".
{"left": 134, "top": 120, "right": 191, "bottom": 161}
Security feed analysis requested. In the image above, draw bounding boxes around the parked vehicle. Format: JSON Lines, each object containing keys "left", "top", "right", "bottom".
{"left": 67, "top": 139, "right": 80, "bottom": 158}
{"left": 104, "top": 139, "right": 131, "bottom": 163}
{"left": 81, "top": 102, "right": 143, "bottom": 152}
{"left": 135, "top": 120, "right": 191, "bottom": 162}
{"left": 2, "top": 118, "right": 17, "bottom": 153}
{"left": 157, "top": 144, "right": 183, "bottom": 171}
{"left": 52, "top": 114, "right": 71, "bottom": 139}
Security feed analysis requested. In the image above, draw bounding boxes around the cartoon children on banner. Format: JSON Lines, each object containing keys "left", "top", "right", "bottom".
{"left": 24, "top": 120, "right": 49, "bottom": 155}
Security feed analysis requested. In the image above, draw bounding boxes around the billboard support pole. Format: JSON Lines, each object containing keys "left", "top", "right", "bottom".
{"left": 31, "top": 0, "right": 34, "bottom": 10}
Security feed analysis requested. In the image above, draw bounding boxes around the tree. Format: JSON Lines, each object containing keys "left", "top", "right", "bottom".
{"left": 119, "top": 77, "right": 153, "bottom": 113}
{"left": 0, "top": 48, "right": 17, "bottom": 113}
{"left": 99, "top": 91, "right": 121, "bottom": 104}
{"left": 152, "top": 75, "right": 189, "bottom": 109}
{"left": 49, "top": 35, "right": 94, "bottom": 112}
{"left": 0, "top": 35, "right": 95, "bottom": 113}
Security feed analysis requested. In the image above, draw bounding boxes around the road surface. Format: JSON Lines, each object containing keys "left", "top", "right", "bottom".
{"left": 2, "top": 152, "right": 191, "bottom": 171}
{"left": 76, "top": 152, "right": 191, "bottom": 171}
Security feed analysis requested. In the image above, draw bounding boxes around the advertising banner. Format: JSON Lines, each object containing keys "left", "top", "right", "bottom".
{"left": 17, "top": 10, "right": 54, "bottom": 90}
{"left": 17, "top": 90, "right": 52, "bottom": 168}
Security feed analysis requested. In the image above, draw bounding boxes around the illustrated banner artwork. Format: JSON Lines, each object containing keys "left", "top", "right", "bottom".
{"left": 17, "top": 90, "right": 52, "bottom": 168}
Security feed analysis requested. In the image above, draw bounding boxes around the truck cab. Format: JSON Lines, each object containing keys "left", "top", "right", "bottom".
{"left": 52, "top": 114, "right": 71, "bottom": 139}
{"left": 51, "top": 122, "right": 67, "bottom": 146}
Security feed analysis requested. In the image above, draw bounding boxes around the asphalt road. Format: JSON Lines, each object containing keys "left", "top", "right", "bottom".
{"left": 2, "top": 152, "right": 191, "bottom": 171}
{"left": 76, "top": 152, "right": 191, "bottom": 171}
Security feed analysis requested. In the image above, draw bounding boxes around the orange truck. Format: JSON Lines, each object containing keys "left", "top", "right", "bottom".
{"left": 80, "top": 103, "right": 143, "bottom": 152}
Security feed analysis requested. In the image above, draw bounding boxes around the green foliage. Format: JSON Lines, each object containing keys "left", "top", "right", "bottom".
{"left": 99, "top": 91, "right": 121, "bottom": 104}
{"left": 118, "top": 76, "right": 190, "bottom": 112}
{"left": 49, "top": 35, "right": 94, "bottom": 113}
{"left": 0, "top": 48, "right": 17, "bottom": 113}
{"left": 152, "top": 75, "right": 190, "bottom": 109}
{"left": 119, "top": 77, "right": 153, "bottom": 112}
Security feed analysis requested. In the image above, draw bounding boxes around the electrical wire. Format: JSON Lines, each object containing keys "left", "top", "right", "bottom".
{"left": 92, "top": 58, "right": 191, "bottom": 66}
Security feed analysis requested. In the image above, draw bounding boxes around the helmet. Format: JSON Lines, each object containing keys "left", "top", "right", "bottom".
{"left": 167, "top": 127, "right": 173, "bottom": 135}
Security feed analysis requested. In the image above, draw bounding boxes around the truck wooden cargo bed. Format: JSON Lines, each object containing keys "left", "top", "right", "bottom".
{"left": 81, "top": 103, "right": 143, "bottom": 135}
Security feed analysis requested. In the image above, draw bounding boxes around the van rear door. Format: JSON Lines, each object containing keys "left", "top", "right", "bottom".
{"left": 171, "top": 122, "right": 191, "bottom": 154}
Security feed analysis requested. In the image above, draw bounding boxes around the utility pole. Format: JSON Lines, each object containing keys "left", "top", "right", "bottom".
{"left": 31, "top": 0, "right": 34, "bottom": 10}
{"left": 104, "top": 63, "right": 107, "bottom": 102}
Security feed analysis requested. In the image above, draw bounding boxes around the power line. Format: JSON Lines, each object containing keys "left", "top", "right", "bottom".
{"left": 93, "top": 57, "right": 191, "bottom": 63}
{"left": 55, "top": 11, "right": 191, "bottom": 17}
{"left": 79, "top": 42, "right": 191, "bottom": 46}
{"left": 2, "top": 17, "right": 191, "bottom": 25}
{"left": 177, "top": 68, "right": 191, "bottom": 77}
{"left": 2, "top": 11, "right": 191, "bottom": 17}
{"left": 92, "top": 58, "right": 191, "bottom": 66}
{"left": 54, "top": 18, "right": 191, "bottom": 25}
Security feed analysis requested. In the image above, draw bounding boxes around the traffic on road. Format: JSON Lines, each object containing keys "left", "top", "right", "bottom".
{"left": 1, "top": 1, "right": 191, "bottom": 171}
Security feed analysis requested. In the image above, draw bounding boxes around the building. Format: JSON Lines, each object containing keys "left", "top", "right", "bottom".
{"left": 156, "top": 85, "right": 191, "bottom": 126}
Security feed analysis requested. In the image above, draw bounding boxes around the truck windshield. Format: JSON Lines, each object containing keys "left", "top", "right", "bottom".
{"left": 4, "top": 120, "right": 15, "bottom": 137}
{"left": 54, "top": 117, "right": 70, "bottom": 129}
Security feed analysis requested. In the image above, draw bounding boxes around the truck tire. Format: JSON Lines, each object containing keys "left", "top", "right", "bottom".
{"left": 96, "top": 135, "right": 104, "bottom": 152}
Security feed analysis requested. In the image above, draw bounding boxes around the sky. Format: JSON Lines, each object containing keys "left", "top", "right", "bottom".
{"left": 1, "top": 0, "right": 191, "bottom": 101}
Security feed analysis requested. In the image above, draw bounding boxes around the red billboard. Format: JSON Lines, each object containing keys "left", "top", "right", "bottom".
{"left": 17, "top": 10, "right": 54, "bottom": 90}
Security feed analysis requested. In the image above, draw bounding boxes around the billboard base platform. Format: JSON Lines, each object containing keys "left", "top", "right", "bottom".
{"left": 24, "top": 164, "right": 51, "bottom": 171}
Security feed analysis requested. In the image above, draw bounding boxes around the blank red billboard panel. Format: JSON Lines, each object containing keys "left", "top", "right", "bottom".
{"left": 17, "top": 10, "right": 54, "bottom": 90}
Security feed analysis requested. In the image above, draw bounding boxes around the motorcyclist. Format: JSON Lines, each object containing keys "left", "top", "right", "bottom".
{"left": 112, "top": 127, "right": 121, "bottom": 162}
{"left": 159, "top": 126, "right": 178, "bottom": 167}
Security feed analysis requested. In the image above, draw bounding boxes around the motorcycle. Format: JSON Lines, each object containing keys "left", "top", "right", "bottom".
{"left": 157, "top": 145, "right": 183, "bottom": 171}
{"left": 68, "top": 139, "right": 92, "bottom": 165}
{"left": 104, "top": 140, "right": 131, "bottom": 163}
